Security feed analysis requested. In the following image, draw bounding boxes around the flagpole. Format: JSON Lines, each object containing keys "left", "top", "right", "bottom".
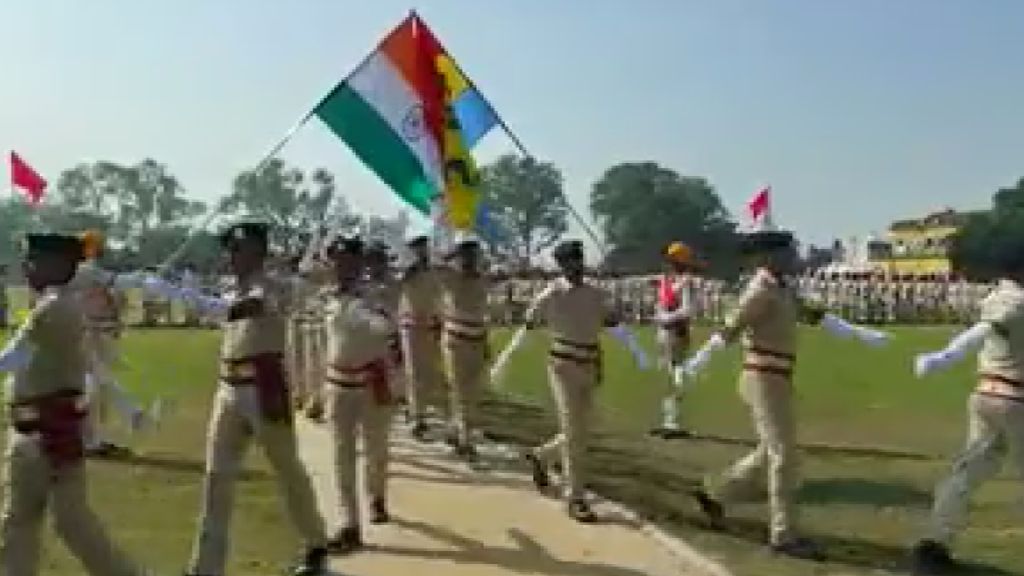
{"left": 410, "top": 12, "right": 607, "bottom": 260}
{"left": 156, "top": 16, "right": 413, "bottom": 274}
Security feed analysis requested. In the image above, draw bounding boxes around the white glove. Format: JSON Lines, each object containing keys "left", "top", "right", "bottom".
{"left": 683, "top": 333, "right": 726, "bottom": 376}
{"left": 821, "top": 313, "right": 890, "bottom": 347}
{"left": 915, "top": 351, "right": 952, "bottom": 378}
{"left": 607, "top": 324, "right": 651, "bottom": 370}
{"left": 858, "top": 327, "right": 890, "bottom": 348}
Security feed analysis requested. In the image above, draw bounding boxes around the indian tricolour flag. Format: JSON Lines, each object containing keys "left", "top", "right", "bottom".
{"left": 313, "top": 15, "right": 451, "bottom": 215}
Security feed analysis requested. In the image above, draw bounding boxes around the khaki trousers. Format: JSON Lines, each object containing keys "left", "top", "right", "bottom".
{"left": 926, "top": 392, "right": 1024, "bottom": 546}
{"left": 710, "top": 369, "right": 798, "bottom": 545}
{"left": 188, "top": 385, "right": 327, "bottom": 575}
{"left": 442, "top": 336, "right": 486, "bottom": 446}
{"left": 84, "top": 330, "right": 139, "bottom": 448}
{"left": 303, "top": 322, "right": 326, "bottom": 410}
{"left": 326, "top": 385, "right": 393, "bottom": 528}
{"left": 288, "top": 319, "right": 308, "bottom": 405}
{"left": 401, "top": 326, "right": 442, "bottom": 423}
{"left": 0, "top": 431, "right": 145, "bottom": 576}
{"left": 536, "top": 357, "right": 597, "bottom": 500}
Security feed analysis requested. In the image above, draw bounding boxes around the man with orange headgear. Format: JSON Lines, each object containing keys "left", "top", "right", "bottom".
{"left": 72, "top": 229, "right": 150, "bottom": 457}
{"left": 650, "top": 241, "right": 704, "bottom": 439}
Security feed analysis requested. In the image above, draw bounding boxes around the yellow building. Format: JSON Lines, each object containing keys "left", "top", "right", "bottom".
{"left": 868, "top": 209, "right": 967, "bottom": 276}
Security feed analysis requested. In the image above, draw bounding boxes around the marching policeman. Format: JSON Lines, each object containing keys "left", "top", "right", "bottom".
{"left": 185, "top": 220, "right": 328, "bottom": 576}
{"left": 911, "top": 232, "right": 1024, "bottom": 575}
{"left": 0, "top": 233, "right": 148, "bottom": 576}
{"left": 523, "top": 239, "right": 616, "bottom": 522}
{"left": 686, "top": 226, "right": 825, "bottom": 560}
{"left": 398, "top": 235, "right": 443, "bottom": 439}
{"left": 360, "top": 241, "right": 403, "bottom": 524}
{"left": 320, "top": 237, "right": 394, "bottom": 553}
{"left": 436, "top": 234, "right": 490, "bottom": 460}
{"left": 73, "top": 229, "right": 147, "bottom": 457}
{"left": 651, "top": 241, "right": 704, "bottom": 439}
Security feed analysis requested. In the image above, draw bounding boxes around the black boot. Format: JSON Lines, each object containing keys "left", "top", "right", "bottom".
{"left": 690, "top": 490, "right": 725, "bottom": 530}
{"left": 524, "top": 453, "right": 550, "bottom": 491}
{"left": 370, "top": 497, "right": 390, "bottom": 524}
{"left": 326, "top": 526, "right": 363, "bottom": 555}
{"left": 567, "top": 499, "right": 597, "bottom": 523}
{"left": 911, "top": 540, "right": 956, "bottom": 575}
{"left": 771, "top": 537, "right": 825, "bottom": 561}
{"left": 410, "top": 421, "right": 429, "bottom": 442}
{"left": 454, "top": 443, "right": 479, "bottom": 462}
{"left": 290, "top": 546, "right": 328, "bottom": 576}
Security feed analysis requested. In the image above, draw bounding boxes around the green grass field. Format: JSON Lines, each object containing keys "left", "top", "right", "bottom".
{"left": 0, "top": 325, "right": 1020, "bottom": 576}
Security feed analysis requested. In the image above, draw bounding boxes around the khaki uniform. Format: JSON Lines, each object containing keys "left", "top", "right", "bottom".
{"left": 528, "top": 278, "right": 610, "bottom": 500}
{"left": 1, "top": 287, "right": 145, "bottom": 576}
{"left": 324, "top": 291, "right": 393, "bottom": 529}
{"left": 361, "top": 276, "right": 403, "bottom": 503}
{"left": 70, "top": 261, "right": 138, "bottom": 450}
{"left": 188, "top": 272, "right": 327, "bottom": 575}
{"left": 709, "top": 268, "right": 800, "bottom": 545}
{"left": 926, "top": 280, "right": 1024, "bottom": 546}
{"left": 437, "top": 268, "right": 489, "bottom": 447}
{"left": 398, "top": 265, "right": 443, "bottom": 425}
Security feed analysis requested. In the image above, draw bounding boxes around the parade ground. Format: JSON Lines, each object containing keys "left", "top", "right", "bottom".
{"left": 1, "top": 325, "right": 1020, "bottom": 576}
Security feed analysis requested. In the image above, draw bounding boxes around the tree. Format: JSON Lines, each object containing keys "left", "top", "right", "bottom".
{"left": 950, "top": 177, "right": 1024, "bottom": 280}
{"left": 227, "top": 159, "right": 336, "bottom": 253}
{"left": 51, "top": 159, "right": 204, "bottom": 249}
{"left": 480, "top": 154, "right": 568, "bottom": 266}
{"left": 589, "top": 162, "right": 737, "bottom": 275}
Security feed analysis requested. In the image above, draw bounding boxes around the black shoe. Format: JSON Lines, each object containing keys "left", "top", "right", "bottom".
{"left": 443, "top": 432, "right": 459, "bottom": 448}
{"left": 454, "top": 443, "right": 479, "bottom": 461}
{"left": 690, "top": 490, "right": 725, "bottom": 530}
{"left": 771, "top": 537, "right": 825, "bottom": 562}
{"left": 291, "top": 546, "right": 328, "bottom": 575}
{"left": 370, "top": 497, "right": 390, "bottom": 524}
{"left": 410, "top": 422, "right": 429, "bottom": 442}
{"left": 648, "top": 426, "right": 693, "bottom": 439}
{"left": 87, "top": 442, "right": 132, "bottom": 459}
{"left": 567, "top": 499, "right": 597, "bottom": 523}
{"left": 911, "top": 540, "right": 956, "bottom": 575}
{"left": 524, "top": 453, "right": 550, "bottom": 491}
{"left": 326, "top": 526, "right": 363, "bottom": 555}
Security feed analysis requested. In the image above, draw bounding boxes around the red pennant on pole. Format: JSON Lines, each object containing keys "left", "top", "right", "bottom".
{"left": 10, "top": 151, "right": 47, "bottom": 206}
{"left": 746, "top": 185, "right": 771, "bottom": 225}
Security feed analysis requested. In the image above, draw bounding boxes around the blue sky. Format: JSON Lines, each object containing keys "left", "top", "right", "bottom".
{"left": 2, "top": 0, "right": 1022, "bottom": 250}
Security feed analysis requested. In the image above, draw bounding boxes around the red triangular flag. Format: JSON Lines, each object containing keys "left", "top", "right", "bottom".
{"left": 746, "top": 185, "right": 771, "bottom": 223}
{"left": 10, "top": 151, "right": 47, "bottom": 206}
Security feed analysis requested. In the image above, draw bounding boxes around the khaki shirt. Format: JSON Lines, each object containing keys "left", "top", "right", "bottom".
{"left": 326, "top": 293, "right": 392, "bottom": 372}
{"left": 527, "top": 277, "right": 610, "bottom": 348}
{"left": 8, "top": 287, "right": 88, "bottom": 401}
{"left": 364, "top": 277, "right": 402, "bottom": 334}
{"left": 220, "top": 273, "right": 294, "bottom": 360}
{"left": 70, "top": 260, "right": 123, "bottom": 329}
{"left": 399, "top": 264, "right": 441, "bottom": 324}
{"left": 725, "top": 268, "right": 798, "bottom": 363}
{"left": 978, "top": 280, "right": 1024, "bottom": 382}
{"left": 437, "top": 268, "right": 489, "bottom": 334}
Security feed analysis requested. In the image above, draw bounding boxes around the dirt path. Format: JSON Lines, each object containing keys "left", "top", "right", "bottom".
{"left": 297, "top": 417, "right": 729, "bottom": 576}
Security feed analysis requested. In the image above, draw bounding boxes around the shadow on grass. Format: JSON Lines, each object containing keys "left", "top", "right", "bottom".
{"left": 799, "top": 477, "right": 933, "bottom": 508}
{"left": 478, "top": 394, "right": 1017, "bottom": 576}
{"left": 103, "top": 451, "right": 271, "bottom": 481}
{"left": 367, "top": 517, "right": 652, "bottom": 576}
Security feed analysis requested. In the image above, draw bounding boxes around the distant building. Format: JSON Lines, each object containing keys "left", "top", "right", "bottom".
{"left": 868, "top": 209, "right": 970, "bottom": 275}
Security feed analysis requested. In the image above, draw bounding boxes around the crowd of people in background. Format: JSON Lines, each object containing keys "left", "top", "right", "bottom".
{"left": 0, "top": 265, "right": 996, "bottom": 330}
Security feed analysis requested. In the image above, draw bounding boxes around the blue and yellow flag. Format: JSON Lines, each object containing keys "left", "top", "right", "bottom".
{"left": 436, "top": 54, "right": 486, "bottom": 232}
